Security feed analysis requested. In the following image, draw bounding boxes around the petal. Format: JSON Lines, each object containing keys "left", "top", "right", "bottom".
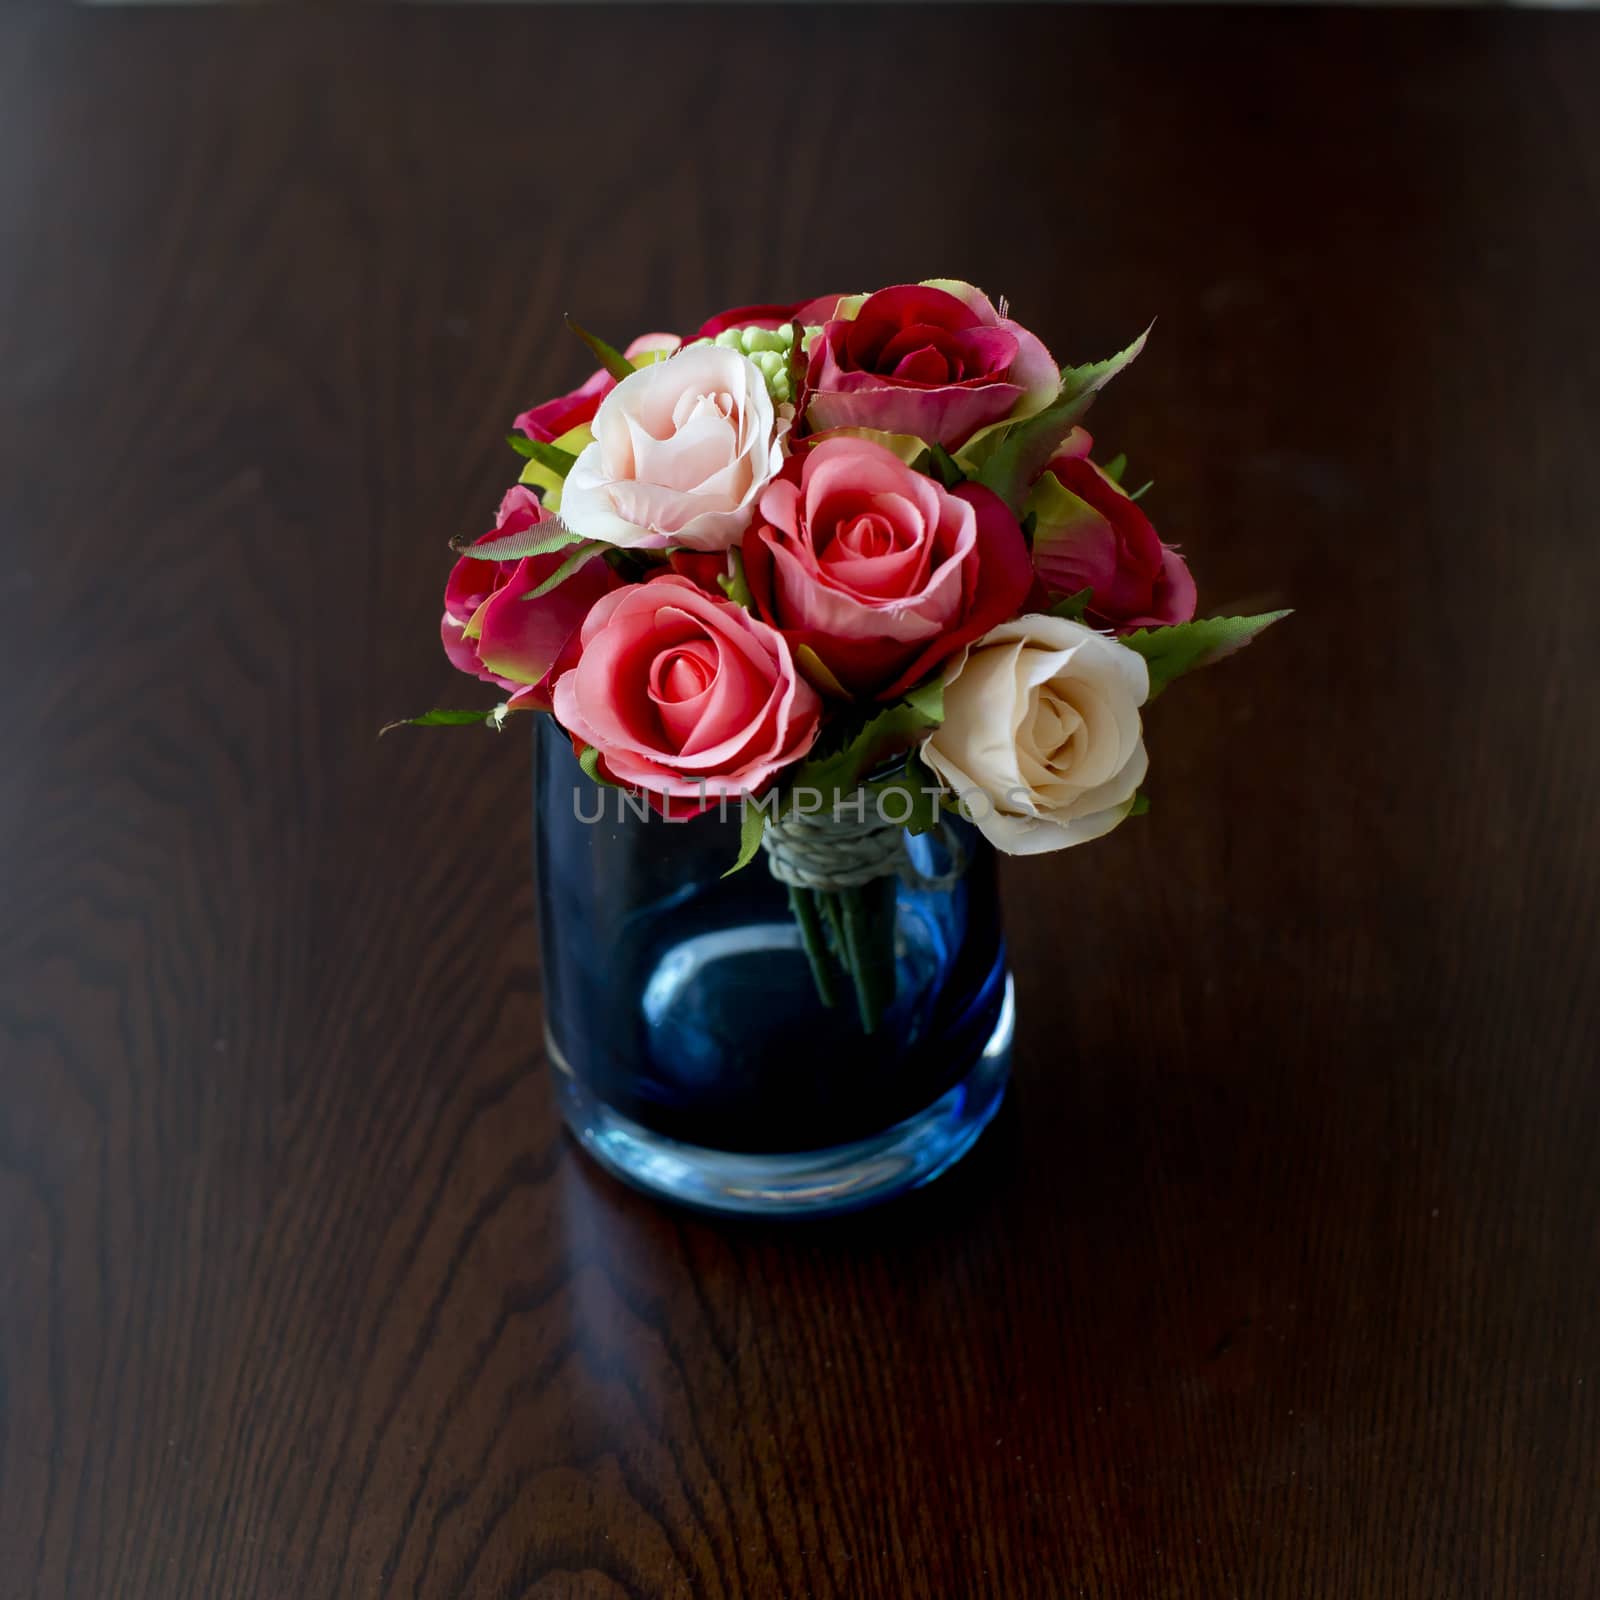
{"left": 477, "top": 550, "right": 617, "bottom": 686}
{"left": 806, "top": 380, "right": 1022, "bottom": 452}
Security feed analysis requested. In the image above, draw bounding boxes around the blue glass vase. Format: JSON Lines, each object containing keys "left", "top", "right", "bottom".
{"left": 532, "top": 714, "right": 1013, "bottom": 1216}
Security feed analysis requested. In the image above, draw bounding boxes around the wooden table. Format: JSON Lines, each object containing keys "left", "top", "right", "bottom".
{"left": 3, "top": 5, "right": 1597, "bottom": 1595}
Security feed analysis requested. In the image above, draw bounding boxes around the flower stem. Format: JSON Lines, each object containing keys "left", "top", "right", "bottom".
{"left": 839, "top": 884, "right": 895, "bottom": 1035}
{"left": 787, "top": 885, "right": 837, "bottom": 1009}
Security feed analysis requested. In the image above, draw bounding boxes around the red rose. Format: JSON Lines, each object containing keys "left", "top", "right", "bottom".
{"left": 804, "top": 279, "right": 1058, "bottom": 451}
{"left": 1028, "top": 442, "right": 1196, "bottom": 631}
{"left": 742, "top": 436, "right": 1034, "bottom": 700}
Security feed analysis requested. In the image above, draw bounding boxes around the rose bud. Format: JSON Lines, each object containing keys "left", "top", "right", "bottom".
{"left": 922, "top": 614, "right": 1149, "bottom": 854}
{"left": 1029, "top": 442, "right": 1197, "bottom": 631}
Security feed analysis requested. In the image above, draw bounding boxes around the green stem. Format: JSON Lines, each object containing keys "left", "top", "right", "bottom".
{"left": 839, "top": 885, "right": 895, "bottom": 1035}
{"left": 787, "top": 885, "right": 837, "bottom": 1009}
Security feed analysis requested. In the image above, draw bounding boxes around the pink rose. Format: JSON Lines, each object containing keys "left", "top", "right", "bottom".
{"left": 559, "top": 346, "right": 788, "bottom": 551}
{"left": 742, "top": 436, "right": 1034, "bottom": 699}
{"left": 1029, "top": 442, "right": 1196, "bottom": 631}
{"left": 803, "top": 279, "right": 1058, "bottom": 451}
{"left": 553, "top": 575, "right": 821, "bottom": 810}
{"left": 512, "top": 332, "right": 680, "bottom": 443}
{"left": 441, "top": 486, "right": 619, "bottom": 711}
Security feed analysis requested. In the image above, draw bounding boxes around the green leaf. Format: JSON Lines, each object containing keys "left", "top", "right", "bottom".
{"left": 1128, "top": 479, "right": 1153, "bottom": 502}
{"left": 902, "top": 676, "right": 944, "bottom": 724}
{"left": 925, "top": 442, "right": 966, "bottom": 489}
{"left": 790, "top": 680, "right": 945, "bottom": 803}
{"left": 1045, "top": 586, "right": 1095, "bottom": 623}
{"left": 520, "top": 540, "right": 607, "bottom": 600}
{"left": 565, "top": 315, "right": 635, "bottom": 382}
{"left": 379, "top": 706, "right": 506, "bottom": 735}
{"left": 1128, "top": 790, "right": 1151, "bottom": 817}
{"left": 1119, "top": 610, "right": 1291, "bottom": 699}
{"left": 716, "top": 548, "right": 754, "bottom": 610}
{"left": 724, "top": 803, "right": 768, "bottom": 877}
{"left": 869, "top": 757, "right": 946, "bottom": 836}
{"left": 452, "top": 516, "right": 584, "bottom": 561}
{"left": 505, "top": 433, "right": 578, "bottom": 479}
{"left": 977, "top": 324, "right": 1151, "bottom": 511}
{"left": 1103, "top": 452, "right": 1127, "bottom": 484}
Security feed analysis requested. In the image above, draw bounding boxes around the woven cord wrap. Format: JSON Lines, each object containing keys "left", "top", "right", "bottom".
{"left": 760, "top": 799, "right": 968, "bottom": 894}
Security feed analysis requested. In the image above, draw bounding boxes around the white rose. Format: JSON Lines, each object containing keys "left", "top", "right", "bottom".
{"left": 559, "top": 345, "right": 788, "bottom": 552}
{"left": 922, "top": 614, "right": 1149, "bottom": 855}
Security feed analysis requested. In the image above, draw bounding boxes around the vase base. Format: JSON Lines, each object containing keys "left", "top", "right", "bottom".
{"left": 548, "top": 973, "right": 1014, "bottom": 1218}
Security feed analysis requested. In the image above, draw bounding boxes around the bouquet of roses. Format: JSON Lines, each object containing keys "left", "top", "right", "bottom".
{"left": 409, "top": 280, "right": 1285, "bottom": 1030}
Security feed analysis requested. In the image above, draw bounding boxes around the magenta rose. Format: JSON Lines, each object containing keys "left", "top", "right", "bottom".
{"left": 441, "top": 486, "right": 619, "bottom": 710}
{"left": 1029, "top": 441, "right": 1196, "bottom": 632}
{"left": 803, "top": 279, "right": 1058, "bottom": 451}
{"left": 512, "top": 331, "right": 680, "bottom": 443}
{"left": 552, "top": 575, "right": 822, "bottom": 811}
{"left": 742, "top": 436, "right": 1035, "bottom": 699}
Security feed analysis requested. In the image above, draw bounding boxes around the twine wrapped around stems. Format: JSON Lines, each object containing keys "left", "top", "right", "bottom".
{"left": 760, "top": 798, "right": 969, "bottom": 1032}
{"left": 760, "top": 803, "right": 967, "bottom": 894}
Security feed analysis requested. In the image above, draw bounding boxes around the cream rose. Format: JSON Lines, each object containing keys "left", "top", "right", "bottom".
{"left": 559, "top": 345, "right": 788, "bottom": 552}
{"left": 922, "top": 615, "right": 1149, "bottom": 854}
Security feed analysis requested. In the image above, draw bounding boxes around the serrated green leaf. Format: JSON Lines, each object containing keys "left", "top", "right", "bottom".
{"left": 1119, "top": 610, "right": 1291, "bottom": 699}
{"left": 505, "top": 433, "right": 578, "bottom": 479}
{"left": 716, "top": 547, "right": 754, "bottom": 610}
{"left": 1103, "top": 452, "right": 1127, "bottom": 484}
{"left": 520, "top": 540, "right": 607, "bottom": 600}
{"left": 565, "top": 315, "right": 635, "bottom": 382}
{"left": 378, "top": 707, "right": 504, "bottom": 735}
{"left": 1046, "top": 586, "right": 1095, "bottom": 622}
{"left": 452, "top": 516, "right": 583, "bottom": 561}
{"left": 723, "top": 803, "right": 769, "bottom": 877}
{"left": 977, "top": 325, "right": 1151, "bottom": 511}
{"left": 790, "top": 683, "right": 945, "bottom": 803}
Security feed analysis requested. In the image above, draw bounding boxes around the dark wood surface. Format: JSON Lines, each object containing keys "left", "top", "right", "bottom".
{"left": 3, "top": 5, "right": 1598, "bottom": 1595}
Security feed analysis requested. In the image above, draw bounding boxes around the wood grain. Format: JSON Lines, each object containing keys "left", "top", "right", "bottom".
{"left": 2, "top": 5, "right": 1597, "bottom": 1595}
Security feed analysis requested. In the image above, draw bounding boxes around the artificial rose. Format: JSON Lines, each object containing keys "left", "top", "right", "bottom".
{"left": 440, "top": 486, "right": 619, "bottom": 710}
{"left": 553, "top": 574, "right": 821, "bottom": 809}
{"left": 804, "top": 279, "right": 1058, "bottom": 451}
{"left": 559, "top": 346, "right": 789, "bottom": 552}
{"left": 1029, "top": 439, "right": 1197, "bottom": 631}
{"left": 694, "top": 295, "right": 841, "bottom": 339}
{"left": 512, "top": 332, "right": 680, "bottom": 443}
{"left": 742, "top": 436, "right": 1034, "bottom": 699}
{"left": 922, "top": 614, "right": 1149, "bottom": 855}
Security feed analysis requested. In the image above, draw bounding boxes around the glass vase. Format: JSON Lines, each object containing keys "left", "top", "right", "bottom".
{"left": 532, "top": 714, "right": 1013, "bottom": 1216}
